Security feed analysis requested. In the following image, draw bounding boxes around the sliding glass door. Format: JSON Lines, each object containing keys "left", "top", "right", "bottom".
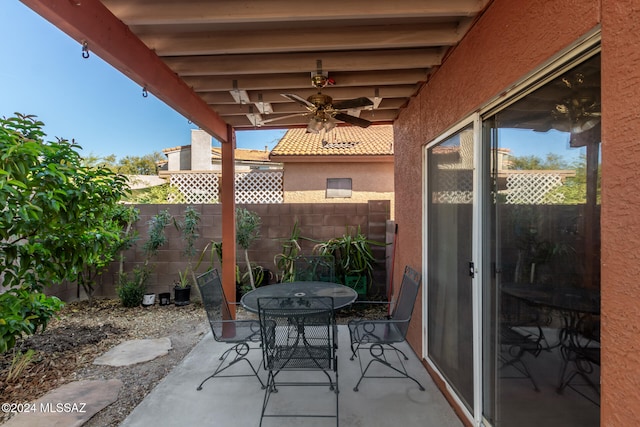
{"left": 425, "top": 51, "right": 601, "bottom": 427}
{"left": 426, "top": 123, "right": 476, "bottom": 412}
{"left": 482, "top": 53, "right": 601, "bottom": 426}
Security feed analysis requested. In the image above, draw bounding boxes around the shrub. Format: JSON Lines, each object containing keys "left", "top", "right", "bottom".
{"left": 116, "top": 268, "right": 148, "bottom": 307}
{"left": 0, "top": 289, "right": 63, "bottom": 354}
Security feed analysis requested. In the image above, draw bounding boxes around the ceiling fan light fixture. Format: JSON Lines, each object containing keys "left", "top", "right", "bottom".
{"left": 307, "top": 116, "right": 324, "bottom": 133}
{"left": 323, "top": 117, "right": 337, "bottom": 132}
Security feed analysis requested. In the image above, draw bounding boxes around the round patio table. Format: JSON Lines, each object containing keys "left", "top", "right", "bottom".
{"left": 240, "top": 281, "right": 358, "bottom": 314}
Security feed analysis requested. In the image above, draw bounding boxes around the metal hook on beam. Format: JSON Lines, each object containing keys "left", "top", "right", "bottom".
{"left": 81, "top": 41, "right": 90, "bottom": 59}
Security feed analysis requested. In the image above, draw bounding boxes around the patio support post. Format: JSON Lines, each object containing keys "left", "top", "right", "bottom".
{"left": 221, "top": 125, "right": 237, "bottom": 317}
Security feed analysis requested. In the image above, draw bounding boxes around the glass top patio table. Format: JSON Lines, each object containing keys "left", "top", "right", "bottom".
{"left": 240, "top": 281, "right": 358, "bottom": 313}
{"left": 502, "top": 283, "right": 600, "bottom": 314}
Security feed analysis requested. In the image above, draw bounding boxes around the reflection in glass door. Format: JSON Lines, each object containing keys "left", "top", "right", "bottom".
{"left": 427, "top": 124, "right": 475, "bottom": 412}
{"left": 482, "top": 53, "right": 601, "bottom": 426}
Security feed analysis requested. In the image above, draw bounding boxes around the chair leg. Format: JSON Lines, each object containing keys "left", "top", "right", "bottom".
{"left": 259, "top": 368, "right": 339, "bottom": 427}
{"left": 500, "top": 353, "right": 540, "bottom": 392}
{"left": 352, "top": 343, "right": 425, "bottom": 392}
{"left": 259, "top": 370, "right": 277, "bottom": 427}
{"left": 197, "top": 342, "right": 265, "bottom": 390}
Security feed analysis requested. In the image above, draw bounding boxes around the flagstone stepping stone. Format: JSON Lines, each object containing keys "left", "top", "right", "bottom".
{"left": 2, "top": 379, "right": 122, "bottom": 427}
{"left": 93, "top": 337, "right": 172, "bottom": 367}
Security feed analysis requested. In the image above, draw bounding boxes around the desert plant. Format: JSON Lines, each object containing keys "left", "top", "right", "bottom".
{"left": 274, "top": 221, "right": 303, "bottom": 283}
{"left": 174, "top": 206, "right": 201, "bottom": 288}
{"left": 236, "top": 207, "right": 261, "bottom": 289}
{"left": 313, "top": 226, "right": 384, "bottom": 286}
{"left": 116, "top": 268, "right": 148, "bottom": 307}
{"left": 116, "top": 209, "right": 171, "bottom": 306}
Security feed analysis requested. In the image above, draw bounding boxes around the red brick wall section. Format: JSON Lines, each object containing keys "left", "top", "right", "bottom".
{"left": 601, "top": 0, "right": 640, "bottom": 423}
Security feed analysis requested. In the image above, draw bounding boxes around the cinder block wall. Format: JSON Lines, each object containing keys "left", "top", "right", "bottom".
{"left": 50, "top": 201, "right": 390, "bottom": 301}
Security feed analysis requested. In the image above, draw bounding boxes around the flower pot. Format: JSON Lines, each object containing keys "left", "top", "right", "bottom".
{"left": 174, "top": 286, "right": 191, "bottom": 306}
{"left": 142, "top": 293, "right": 156, "bottom": 307}
{"left": 158, "top": 292, "right": 171, "bottom": 306}
{"left": 344, "top": 275, "right": 367, "bottom": 296}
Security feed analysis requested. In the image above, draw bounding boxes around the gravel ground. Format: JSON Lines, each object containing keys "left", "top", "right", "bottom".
{"left": 0, "top": 297, "right": 386, "bottom": 426}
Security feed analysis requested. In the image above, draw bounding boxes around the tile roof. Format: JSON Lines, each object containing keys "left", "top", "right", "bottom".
{"left": 270, "top": 125, "right": 394, "bottom": 157}
{"left": 211, "top": 147, "right": 271, "bottom": 162}
{"left": 162, "top": 145, "right": 271, "bottom": 162}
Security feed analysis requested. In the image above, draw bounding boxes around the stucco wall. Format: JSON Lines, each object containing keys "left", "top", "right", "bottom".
{"left": 283, "top": 161, "right": 395, "bottom": 217}
{"left": 601, "top": 0, "right": 640, "bottom": 423}
{"left": 393, "top": 0, "right": 624, "bottom": 421}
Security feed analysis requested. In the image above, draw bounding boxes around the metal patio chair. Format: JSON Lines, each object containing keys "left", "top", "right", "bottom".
{"left": 258, "top": 296, "right": 339, "bottom": 427}
{"left": 347, "top": 265, "right": 425, "bottom": 391}
{"left": 195, "top": 269, "right": 264, "bottom": 390}
{"left": 557, "top": 313, "right": 601, "bottom": 405}
{"left": 499, "top": 323, "right": 543, "bottom": 391}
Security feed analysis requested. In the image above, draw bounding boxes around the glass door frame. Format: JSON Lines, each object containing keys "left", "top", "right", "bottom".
{"left": 422, "top": 114, "right": 483, "bottom": 426}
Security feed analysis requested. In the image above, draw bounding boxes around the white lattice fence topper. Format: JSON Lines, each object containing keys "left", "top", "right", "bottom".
{"left": 235, "top": 171, "right": 283, "bottom": 203}
{"left": 505, "top": 173, "right": 564, "bottom": 204}
{"left": 170, "top": 173, "right": 219, "bottom": 204}
{"left": 432, "top": 170, "right": 473, "bottom": 204}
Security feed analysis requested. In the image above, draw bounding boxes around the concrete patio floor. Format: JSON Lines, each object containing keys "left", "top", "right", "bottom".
{"left": 120, "top": 325, "right": 464, "bottom": 427}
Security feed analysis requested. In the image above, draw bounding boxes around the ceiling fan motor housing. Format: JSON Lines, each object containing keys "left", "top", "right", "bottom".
{"left": 307, "top": 93, "right": 333, "bottom": 108}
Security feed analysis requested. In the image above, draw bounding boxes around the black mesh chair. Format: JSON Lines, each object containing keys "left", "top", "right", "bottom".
{"left": 293, "top": 255, "right": 336, "bottom": 282}
{"left": 557, "top": 313, "right": 600, "bottom": 405}
{"left": 347, "top": 265, "right": 424, "bottom": 391}
{"left": 258, "top": 296, "right": 338, "bottom": 427}
{"left": 195, "top": 269, "right": 264, "bottom": 390}
{"left": 499, "top": 323, "right": 543, "bottom": 391}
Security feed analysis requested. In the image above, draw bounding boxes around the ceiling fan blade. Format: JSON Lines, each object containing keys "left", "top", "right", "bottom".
{"left": 281, "top": 93, "right": 314, "bottom": 108}
{"left": 259, "top": 112, "right": 307, "bottom": 125}
{"left": 334, "top": 112, "right": 372, "bottom": 128}
{"left": 332, "top": 97, "right": 373, "bottom": 110}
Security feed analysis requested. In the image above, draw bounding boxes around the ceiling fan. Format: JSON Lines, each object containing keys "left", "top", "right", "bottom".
{"left": 259, "top": 61, "right": 374, "bottom": 133}
{"left": 551, "top": 72, "right": 601, "bottom": 134}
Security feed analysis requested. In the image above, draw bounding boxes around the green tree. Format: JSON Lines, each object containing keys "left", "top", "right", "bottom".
{"left": 127, "top": 183, "right": 185, "bottom": 204}
{"left": 82, "top": 153, "right": 118, "bottom": 169}
{"left": 511, "top": 153, "right": 569, "bottom": 170}
{"left": 116, "top": 152, "right": 164, "bottom": 175}
{"left": 546, "top": 154, "right": 601, "bottom": 204}
{"left": 0, "top": 114, "right": 130, "bottom": 352}
{"left": 76, "top": 204, "right": 140, "bottom": 303}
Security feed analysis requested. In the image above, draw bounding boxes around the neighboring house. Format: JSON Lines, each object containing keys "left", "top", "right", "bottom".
{"left": 158, "top": 129, "right": 280, "bottom": 177}
{"left": 269, "top": 125, "right": 394, "bottom": 214}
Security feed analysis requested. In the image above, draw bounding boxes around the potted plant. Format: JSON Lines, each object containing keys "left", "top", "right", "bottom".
{"left": 313, "top": 226, "right": 384, "bottom": 296}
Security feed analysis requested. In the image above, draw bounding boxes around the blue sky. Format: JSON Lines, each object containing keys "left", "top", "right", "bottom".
{"left": 0, "top": 1, "right": 286, "bottom": 161}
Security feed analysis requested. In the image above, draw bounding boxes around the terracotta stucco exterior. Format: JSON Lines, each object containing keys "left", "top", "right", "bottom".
{"left": 601, "top": 0, "right": 640, "bottom": 423}
{"left": 395, "top": 0, "right": 640, "bottom": 424}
